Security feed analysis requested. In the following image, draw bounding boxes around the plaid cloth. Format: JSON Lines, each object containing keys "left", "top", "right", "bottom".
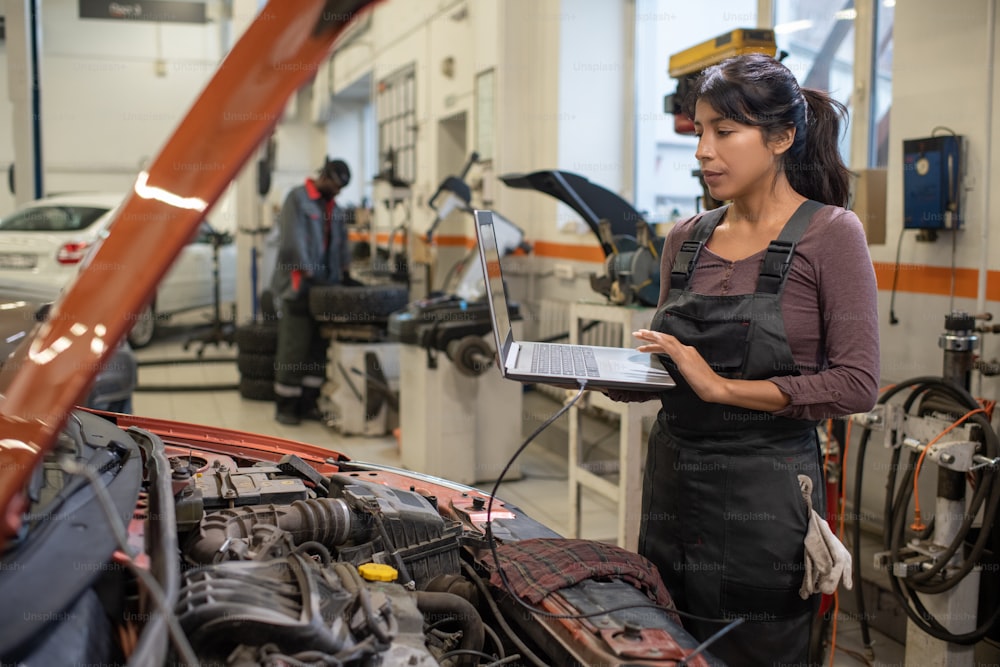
{"left": 487, "top": 538, "right": 681, "bottom": 626}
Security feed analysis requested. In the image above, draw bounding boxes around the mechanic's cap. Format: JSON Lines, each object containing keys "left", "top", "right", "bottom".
{"left": 358, "top": 563, "right": 398, "bottom": 582}
{"left": 321, "top": 157, "right": 351, "bottom": 188}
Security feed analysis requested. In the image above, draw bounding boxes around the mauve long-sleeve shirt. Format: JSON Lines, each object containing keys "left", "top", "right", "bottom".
{"left": 645, "top": 204, "right": 880, "bottom": 422}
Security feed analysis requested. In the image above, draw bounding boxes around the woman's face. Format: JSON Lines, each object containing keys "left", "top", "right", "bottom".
{"left": 692, "top": 99, "right": 791, "bottom": 204}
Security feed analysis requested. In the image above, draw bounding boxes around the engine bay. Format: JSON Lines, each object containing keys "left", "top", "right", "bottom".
{"left": 0, "top": 409, "right": 715, "bottom": 666}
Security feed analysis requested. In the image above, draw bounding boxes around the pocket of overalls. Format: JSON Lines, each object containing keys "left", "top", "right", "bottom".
{"left": 718, "top": 449, "right": 816, "bottom": 619}
{"left": 661, "top": 311, "right": 750, "bottom": 375}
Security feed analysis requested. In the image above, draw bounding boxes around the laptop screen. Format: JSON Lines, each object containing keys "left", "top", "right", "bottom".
{"left": 474, "top": 211, "right": 513, "bottom": 358}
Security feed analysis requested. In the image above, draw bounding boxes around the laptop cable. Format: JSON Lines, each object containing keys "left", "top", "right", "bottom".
{"left": 482, "top": 379, "right": 742, "bottom": 664}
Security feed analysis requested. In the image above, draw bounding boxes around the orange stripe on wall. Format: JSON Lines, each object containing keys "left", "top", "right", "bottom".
{"left": 433, "top": 234, "right": 476, "bottom": 248}
{"left": 347, "top": 231, "right": 474, "bottom": 247}
{"left": 352, "top": 231, "right": 1000, "bottom": 301}
{"left": 872, "top": 262, "right": 1000, "bottom": 301}
{"left": 348, "top": 231, "right": 394, "bottom": 244}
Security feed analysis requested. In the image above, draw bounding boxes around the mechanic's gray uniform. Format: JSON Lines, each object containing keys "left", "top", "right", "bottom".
{"left": 640, "top": 201, "right": 825, "bottom": 666}
{"left": 270, "top": 183, "right": 350, "bottom": 397}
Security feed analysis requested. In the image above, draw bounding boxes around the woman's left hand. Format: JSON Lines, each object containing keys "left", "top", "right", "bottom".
{"left": 633, "top": 329, "right": 724, "bottom": 403}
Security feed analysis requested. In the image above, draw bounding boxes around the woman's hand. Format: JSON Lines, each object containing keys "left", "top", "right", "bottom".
{"left": 632, "top": 329, "right": 792, "bottom": 412}
{"left": 633, "top": 329, "right": 724, "bottom": 403}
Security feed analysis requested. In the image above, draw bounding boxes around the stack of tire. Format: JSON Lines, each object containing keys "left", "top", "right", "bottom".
{"left": 236, "top": 285, "right": 409, "bottom": 401}
{"left": 236, "top": 291, "right": 279, "bottom": 401}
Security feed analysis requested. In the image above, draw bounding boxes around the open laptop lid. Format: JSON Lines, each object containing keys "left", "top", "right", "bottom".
{"left": 474, "top": 210, "right": 515, "bottom": 368}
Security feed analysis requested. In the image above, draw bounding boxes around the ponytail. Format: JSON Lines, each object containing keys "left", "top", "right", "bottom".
{"left": 788, "top": 89, "right": 851, "bottom": 207}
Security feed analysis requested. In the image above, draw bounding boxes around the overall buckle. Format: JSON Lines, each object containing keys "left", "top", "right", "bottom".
{"left": 670, "top": 240, "right": 703, "bottom": 290}
{"left": 757, "top": 240, "right": 796, "bottom": 294}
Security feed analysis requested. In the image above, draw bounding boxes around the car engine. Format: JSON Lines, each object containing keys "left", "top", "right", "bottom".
{"left": 0, "top": 409, "right": 716, "bottom": 667}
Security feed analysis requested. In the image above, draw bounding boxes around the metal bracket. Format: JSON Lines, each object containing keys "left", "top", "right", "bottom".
{"left": 900, "top": 437, "right": 978, "bottom": 472}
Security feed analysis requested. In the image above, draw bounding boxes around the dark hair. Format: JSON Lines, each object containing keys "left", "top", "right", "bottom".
{"left": 321, "top": 158, "right": 351, "bottom": 187}
{"left": 682, "top": 53, "right": 850, "bottom": 207}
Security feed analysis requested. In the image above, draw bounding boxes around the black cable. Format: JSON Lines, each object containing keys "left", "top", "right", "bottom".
{"left": 853, "top": 377, "right": 1000, "bottom": 645}
{"left": 851, "top": 425, "right": 874, "bottom": 654}
{"left": 137, "top": 356, "right": 237, "bottom": 367}
{"left": 483, "top": 382, "right": 743, "bottom": 654}
{"left": 135, "top": 383, "right": 238, "bottom": 392}
{"left": 678, "top": 618, "right": 744, "bottom": 667}
{"left": 888, "top": 226, "right": 905, "bottom": 325}
{"left": 931, "top": 126, "right": 958, "bottom": 138}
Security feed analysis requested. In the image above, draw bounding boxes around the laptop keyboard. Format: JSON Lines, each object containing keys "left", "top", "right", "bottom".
{"left": 530, "top": 345, "right": 601, "bottom": 378}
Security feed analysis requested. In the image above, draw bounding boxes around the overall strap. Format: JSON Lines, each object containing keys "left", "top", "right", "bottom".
{"left": 669, "top": 205, "right": 730, "bottom": 291}
{"left": 755, "top": 200, "right": 823, "bottom": 295}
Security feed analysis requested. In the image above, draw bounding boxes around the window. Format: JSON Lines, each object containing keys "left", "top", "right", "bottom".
{"left": 376, "top": 64, "right": 417, "bottom": 185}
{"left": 870, "top": 0, "right": 894, "bottom": 167}
{"left": 0, "top": 206, "right": 107, "bottom": 232}
{"left": 773, "top": 0, "right": 857, "bottom": 164}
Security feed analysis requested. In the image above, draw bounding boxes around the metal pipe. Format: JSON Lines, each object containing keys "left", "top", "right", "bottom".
{"left": 976, "top": 0, "right": 997, "bottom": 397}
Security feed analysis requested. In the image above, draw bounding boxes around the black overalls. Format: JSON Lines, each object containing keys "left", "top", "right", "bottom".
{"left": 639, "top": 201, "right": 826, "bottom": 667}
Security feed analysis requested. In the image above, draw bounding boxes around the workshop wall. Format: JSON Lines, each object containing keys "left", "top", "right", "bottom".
{"left": 842, "top": 0, "right": 1000, "bottom": 525}
{"left": 869, "top": 0, "right": 1000, "bottom": 401}
{"left": 34, "top": 0, "right": 222, "bottom": 196}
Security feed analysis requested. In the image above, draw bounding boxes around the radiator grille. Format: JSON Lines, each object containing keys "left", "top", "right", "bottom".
{"left": 535, "top": 299, "right": 625, "bottom": 347}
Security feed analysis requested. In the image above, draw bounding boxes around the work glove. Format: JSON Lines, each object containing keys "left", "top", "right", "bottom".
{"left": 797, "top": 474, "right": 853, "bottom": 599}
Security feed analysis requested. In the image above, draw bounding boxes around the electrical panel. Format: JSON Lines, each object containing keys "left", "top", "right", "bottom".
{"left": 902, "top": 134, "right": 965, "bottom": 230}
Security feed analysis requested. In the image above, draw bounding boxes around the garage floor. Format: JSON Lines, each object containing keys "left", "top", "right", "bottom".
{"left": 131, "top": 318, "right": 907, "bottom": 666}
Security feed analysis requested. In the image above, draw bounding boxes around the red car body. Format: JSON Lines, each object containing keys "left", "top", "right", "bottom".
{"left": 0, "top": 1, "right": 718, "bottom": 664}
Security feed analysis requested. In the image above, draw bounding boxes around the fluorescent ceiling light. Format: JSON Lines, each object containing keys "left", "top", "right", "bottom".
{"left": 884, "top": 0, "right": 896, "bottom": 7}
{"left": 835, "top": 9, "right": 858, "bottom": 20}
{"left": 774, "top": 20, "right": 814, "bottom": 35}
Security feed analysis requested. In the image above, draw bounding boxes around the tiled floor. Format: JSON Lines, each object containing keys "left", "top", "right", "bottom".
{"left": 132, "top": 315, "right": 910, "bottom": 666}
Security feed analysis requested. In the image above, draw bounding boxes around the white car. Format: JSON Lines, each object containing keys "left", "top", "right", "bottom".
{"left": 0, "top": 193, "right": 237, "bottom": 347}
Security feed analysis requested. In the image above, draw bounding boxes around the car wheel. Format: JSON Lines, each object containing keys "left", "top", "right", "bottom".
{"left": 128, "top": 303, "right": 157, "bottom": 348}
{"left": 308, "top": 284, "right": 409, "bottom": 322}
{"left": 235, "top": 322, "right": 279, "bottom": 354}
{"left": 237, "top": 352, "right": 276, "bottom": 380}
{"left": 239, "top": 377, "right": 276, "bottom": 402}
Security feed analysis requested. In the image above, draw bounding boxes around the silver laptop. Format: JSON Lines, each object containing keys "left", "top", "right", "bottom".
{"left": 474, "top": 210, "right": 676, "bottom": 392}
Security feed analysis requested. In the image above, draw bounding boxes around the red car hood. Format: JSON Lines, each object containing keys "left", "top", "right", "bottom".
{"left": 0, "top": 0, "right": 380, "bottom": 544}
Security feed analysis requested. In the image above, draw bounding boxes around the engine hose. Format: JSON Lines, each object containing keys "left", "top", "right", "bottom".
{"left": 459, "top": 561, "right": 549, "bottom": 667}
{"left": 852, "top": 376, "right": 1000, "bottom": 646}
{"left": 415, "top": 591, "right": 485, "bottom": 667}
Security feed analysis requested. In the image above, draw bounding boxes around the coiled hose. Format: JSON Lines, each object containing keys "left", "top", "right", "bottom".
{"left": 852, "top": 376, "right": 1000, "bottom": 647}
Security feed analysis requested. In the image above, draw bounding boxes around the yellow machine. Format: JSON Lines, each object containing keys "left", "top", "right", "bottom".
{"left": 663, "top": 28, "right": 778, "bottom": 132}
{"left": 664, "top": 28, "right": 779, "bottom": 210}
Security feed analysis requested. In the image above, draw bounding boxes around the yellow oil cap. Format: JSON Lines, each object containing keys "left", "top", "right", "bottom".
{"left": 358, "top": 563, "right": 398, "bottom": 582}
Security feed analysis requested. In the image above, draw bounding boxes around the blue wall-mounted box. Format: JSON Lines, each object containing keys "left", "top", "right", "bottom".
{"left": 902, "top": 135, "right": 965, "bottom": 230}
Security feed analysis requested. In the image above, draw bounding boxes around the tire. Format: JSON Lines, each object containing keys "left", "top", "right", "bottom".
{"left": 239, "top": 377, "right": 276, "bottom": 402}
{"left": 128, "top": 303, "right": 157, "bottom": 348}
{"left": 309, "top": 284, "right": 409, "bottom": 322}
{"left": 235, "top": 322, "right": 279, "bottom": 354}
{"left": 237, "top": 352, "right": 276, "bottom": 380}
